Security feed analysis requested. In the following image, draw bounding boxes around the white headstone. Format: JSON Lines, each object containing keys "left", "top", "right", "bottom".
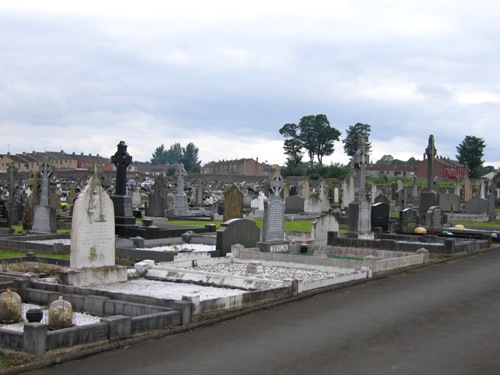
{"left": 70, "top": 171, "right": 115, "bottom": 269}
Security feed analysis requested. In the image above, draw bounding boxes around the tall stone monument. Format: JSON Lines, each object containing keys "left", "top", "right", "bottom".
{"left": 167, "top": 164, "right": 190, "bottom": 217}
{"left": 147, "top": 174, "right": 167, "bottom": 217}
{"left": 58, "top": 166, "right": 127, "bottom": 286}
{"left": 7, "top": 162, "right": 19, "bottom": 227}
{"left": 347, "top": 136, "right": 374, "bottom": 239}
{"left": 32, "top": 157, "right": 57, "bottom": 233}
{"left": 419, "top": 135, "right": 439, "bottom": 222}
{"left": 257, "top": 167, "right": 290, "bottom": 253}
{"left": 110, "top": 141, "right": 137, "bottom": 236}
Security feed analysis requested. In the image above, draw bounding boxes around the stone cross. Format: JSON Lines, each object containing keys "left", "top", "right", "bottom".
{"left": 111, "top": 141, "right": 132, "bottom": 196}
{"left": 354, "top": 135, "right": 369, "bottom": 202}
{"left": 425, "top": 135, "right": 436, "bottom": 190}
{"left": 175, "top": 164, "right": 188, "bottom": 195}
{"left": 271, "top": 167, "right": 284, "bottom": 196}
{"left": 39, "top": 157, "right": 53, "bottom": 207}
{"left": 7, "top": 162, "right": 18, "bottom": 228}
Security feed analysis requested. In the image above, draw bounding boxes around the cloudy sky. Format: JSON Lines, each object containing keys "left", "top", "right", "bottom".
{"left": 1, "top": 1, "right": 499, "bottom": 167}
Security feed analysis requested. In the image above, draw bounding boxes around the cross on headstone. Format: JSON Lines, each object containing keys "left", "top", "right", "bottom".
{"left": 111, "top": 141, "right": 132, "bottom": 196}
{"left": 7, "top": 162, "right": 18, "bottom": 227}
{"left": 354, "top": 135, "right": 369, "bottom": 202}
{"left": 271, "top": 167, "right": 283, "bottom": 196}
{"left": 175, "top": 164, "right": 188, "bottom": 195}
{"left": 425, "top": 135, "right": 436, "bottom": 190}
{"left": 39, "top": 157, "right": 53, "bottom": 207}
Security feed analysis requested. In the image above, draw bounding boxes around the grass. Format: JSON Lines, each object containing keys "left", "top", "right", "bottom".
{"left": 453, "top": 220, "right": 500, "bottom": 228}
{"left": 168, "top": 218, "right": 313, "bottom": 232}
{"left": 0, "top": 252, "right": 70, "bottom": 260}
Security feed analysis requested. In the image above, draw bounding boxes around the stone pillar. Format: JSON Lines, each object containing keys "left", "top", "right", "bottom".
{"left": 23, "top": 323, "right": 47, "bottom": 354}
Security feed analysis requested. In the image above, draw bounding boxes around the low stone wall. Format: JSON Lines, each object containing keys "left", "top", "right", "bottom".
{"left": 0, "top": 278, "right": 191, "bottom": 354}
{"left": 0, "top": 234, "right": 70, "bottom": 254}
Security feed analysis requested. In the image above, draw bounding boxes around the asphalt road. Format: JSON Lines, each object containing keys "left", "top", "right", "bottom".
{"left": 24, "top": 250, "right": 500, "bottom": 375}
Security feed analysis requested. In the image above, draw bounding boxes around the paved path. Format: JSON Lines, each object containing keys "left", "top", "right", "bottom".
{"left": 25, "top": 250, "right": 500, "bottom": 375}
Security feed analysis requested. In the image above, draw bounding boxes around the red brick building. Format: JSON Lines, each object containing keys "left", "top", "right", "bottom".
{"left": 415, "top": 156, "right": 466, "bottom": 181}
{"left": 202, "top": 158, "right": 264, "bottom": 175}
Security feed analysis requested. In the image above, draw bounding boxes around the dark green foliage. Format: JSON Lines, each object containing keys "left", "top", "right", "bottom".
{"left": 456, "top": 135, "right": 486, "bottom": 178}
{"left": 279, "top": 114, "right": 341, "bottom": 169}
{"left": 150, "top": 142, "right": 201, "bottom": 172}
{"left": 343, "top": 123, "right": 372, "bottom": 157}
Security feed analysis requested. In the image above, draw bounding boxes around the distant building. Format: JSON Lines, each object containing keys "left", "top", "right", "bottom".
{"left": 366, "top": 164, "right": 416, "bottom": 178}
{"left": 415, "top": 156, "right": 466, "bottom": 180}
{"left": 0, "top": 151, "right": 112, "bottom": 173}
{"left": 202, "top": 158, "right": 264, "bottom": 175}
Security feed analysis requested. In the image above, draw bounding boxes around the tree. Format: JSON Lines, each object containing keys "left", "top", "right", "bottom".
{"left": 279, "top": 114, "right": 341, "bottom": 169}
{"left": 342, "top": 123, "right": 372, "bottom": 158}
{"left": 456, "top": 135, "right": 486, "bottom": 178}
{"left": 165, "top": 143, "right": 184, "bottom": 165}
{"left": 182, "top": 142, "right": 201, "bottom": 172}
{"left": 150, "top": 144, "right": 168, "bottom": 165}
{"left": 406, "top": 157, "right": 419, "bottom": 166}
{"left": 376, "top": 155, "right": 394, "bottom": 165}
{"left": 279, "top": 123, "right": 303, "bottom": 167}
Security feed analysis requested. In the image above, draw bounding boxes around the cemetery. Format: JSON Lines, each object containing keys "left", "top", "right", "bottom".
{"left": 0, "top": 137, "right": 498, "bottom": 357}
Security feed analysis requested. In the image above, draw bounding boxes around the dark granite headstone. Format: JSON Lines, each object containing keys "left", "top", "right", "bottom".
{"left": 262, "top": 195, "right": 285, "bottom": 242}
{"left": 374, "top": 193, "right": 390, "bottom": 205}
{"left": 0, "top": 200, "right": 8, "bottom": 227}
{"left": 419, "top": 190, "right": 438, "bottom": 222}
{"left": 439, "top": 193, "right": 460, "bottom": 213}
{"left": 371, "top": 202, "right": 389, "bottom": 232}
{"left": 148, "top": 175, "right": 167, "bottom": 217}
{"left": 465, "top": 197, "right": 488, "bottom": 215}
{"left": 400, "top": 208, "right": 418, "bottom": 234}
{"left": 110, "top": 141, "right": 137, "bottom": 236}
{"left": 426, "top": 206, "right": 443, "bottom": 229}
{"left": 216, "top": 219, "right": 261, "bottom": 256}
{"left": 223, "top": 184, "right": 243, "bottom": 222}
{"left": 285, "top": 195, "right": 305, "bottom": 214}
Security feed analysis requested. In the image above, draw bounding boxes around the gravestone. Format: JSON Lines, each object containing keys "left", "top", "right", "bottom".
{"left": 318, "top": 180, "right": 330, "bottom": 212}
{"left": 419, "top": 135, "right": 439, "bottom": 221}
{"left": 257, "top": 167, "right": 290, "bottom": 253}
{"left": 371, "top": 202, "right": 390, "bottom": 232}
{"left": 0, "top": 200, "right": 8, "bottom": 227}
{"left": 110, "top": 141, "right": 137, "bottom": 236}
{"left": 312, "top": 213, "right": 339, "bottom": 245}
{"left": 426, "top": 206, "right": 443, "bottom": 229}
{"left": 285, "top": 195, "right": 305, "bottom": 214}
{"left": 463, "top": 175, "right": 472, "bottom": 202}
{"left": 148, "top": 174, "right": 167, "bottom": 217}
{"left": 408, "top": 177, "right": 419, "bottom": 203}
{"left": 487, "top": 190, "right": 496, "bottom": 218}
{"left": 439, "top": 193, "right": 460, "bottom": 213}
{"left": 304, "top": 193, "right": 323, "bottom": 214}
{"left": 60, "top": 166, "right": 127, "bottom": 286}
{"left": 131, "top": 191, "right": 141, "bottom": 209}
{"left": 370, "top": 184, "right": 377, "bottom": 204}
{"left": 341, "top": 171, "right": 355, "bottom": 208}
{"left": 347, "top": 136, "right": 374, "bottom": 239}
{"left": 480, "top": 179, "right": 486, "bottom": 199}
{"left": 32, "top": 157, "right": 57, "bottom": 233}
{"left": 465, "top": 197, "right": 488, "bottom": 215}
{"left": 374, "top": 193, "right": 390, "bottom": 205}
{"left": 23, "top": 171, "right": 41, "bottom": 230}
{"left": 400, "top": 208, "right": 418, "bottom": 234}
{"left": 196, "top": 184, "right": 204, "bottom": 206}
{"left": 298, "top": 179, "right": 310, "bottom": 199}
{"left": 169, "top": 164, "right": 190, "bottom": 216}
{"left": 223, "top": 184, "right": 243, "bottom": 222}
{"left": 70, "top": 167, "right": 116, "bottom": 269}
{"left": 216, "top": 219, "right": 260, "bottom": 256}
{"left": 333, "top": 187, "right": 339, "bottom": 205}
{"left": 7, "top": 162, "right": 19, "bottom": 227}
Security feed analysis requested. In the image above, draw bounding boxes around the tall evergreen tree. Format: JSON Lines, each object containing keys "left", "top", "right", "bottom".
{"left": 456, "top": 135, "right": 486, "bottom": 178}
{"left": 342, "top": 123, "right": 372, "bottom": 158}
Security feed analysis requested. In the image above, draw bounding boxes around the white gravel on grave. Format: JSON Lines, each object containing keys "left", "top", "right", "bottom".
{"left": 136, "top": 244, "right": 215, "bottom": 252}
{"left": 90, "top": 279, "right": 246, "bottom": 301}
{"left": 187, "top": 263, "right": 345, "bottom": 281}
{"left": 0, "top": 303, "right": 101, "bottom": 332}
